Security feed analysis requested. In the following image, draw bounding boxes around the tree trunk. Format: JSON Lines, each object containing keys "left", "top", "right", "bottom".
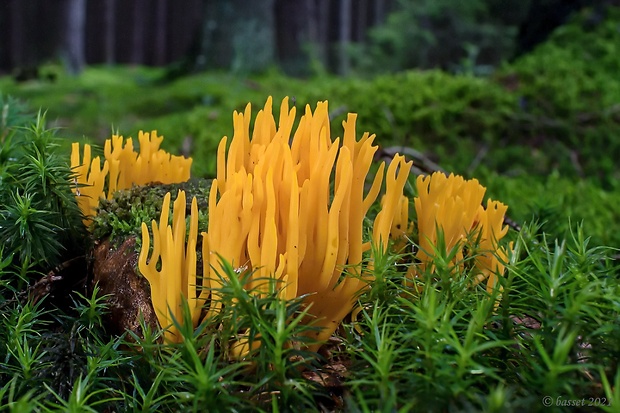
{"left": 317, "top": 0, "right": 329, "bottom": 70}
{"left": 338, "top": 0, "right": 351, "bottom": 75}
{"left": 64, "top": 0, "right": 86, "bottom": 75}
{"left": 104, "top": 0, "right": 116, "bottom": 64}
{"left": 354, "top": 0, "right": 368, "bottom": 42}
{"left": 131, "top": 0, "right": 147, "bottom": 64}
{"left": 275, "top": 0, "right": 312, "bottom": 75}
{"left": 154, "top": 0, "right": 168, "bottom": 65}
{"left": 8, "top": 0, "right": 25, "bottom": 68}
{"left": 373, "top": 0, "right": 392, "bottom": 26}
{"left": 308, "top": 0, "right": 330, "bottom": 71}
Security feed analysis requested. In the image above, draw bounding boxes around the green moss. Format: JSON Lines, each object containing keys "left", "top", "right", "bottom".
{"left": 497, "top": 7, "right": 620, "bottom": 185}
{"left": 479, "top": 170, "right": 620, "bottom": 247}
{"left": 92, "top": 178, "right": 211, "bottom": 245}
{"left": 0, "top": 105, "right": 86, "bottom": 274}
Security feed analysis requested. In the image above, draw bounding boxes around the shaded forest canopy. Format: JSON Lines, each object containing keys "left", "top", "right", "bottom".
{"left": 1, "top": 0, "right": 615, "bottom": 76}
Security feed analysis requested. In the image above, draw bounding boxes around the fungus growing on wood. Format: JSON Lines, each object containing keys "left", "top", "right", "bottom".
{"left": 109, "top": 97, "right": 411, "bottom": 350}
{"left": 138, "top": 190, "right": 205, "bottom": 343}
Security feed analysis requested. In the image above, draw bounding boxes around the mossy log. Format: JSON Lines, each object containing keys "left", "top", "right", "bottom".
{"left": 88, "top": 179, "right": 211, "bottom": 340}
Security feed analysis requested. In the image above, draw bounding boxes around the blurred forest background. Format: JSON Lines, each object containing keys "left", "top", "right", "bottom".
{"left": 2, "top": 0, "right": 620, "bottom": 248}
{"left": 1, "top": 0, "right": 613, "bottom": 76}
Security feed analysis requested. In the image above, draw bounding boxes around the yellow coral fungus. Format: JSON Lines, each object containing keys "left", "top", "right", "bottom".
{"left": 71, "top": 131, "right": 192, "bottom": 224}
{"left": 372, "top": 154, "right": 413, "bottom": 252}
{"left": 409, "top": 171, "right": 509, "bottom": 293}
{"left": 202, "top": 96, "right": 412, "bottom": 352}
{"left": 471, "top": 199, "right": 510, "bottom": 293}
{"left": 138, "top": 190, "right": 206, "bottom": 342}
{"left": 71, "top": 143, "right": 109, "bottom": 224}
{"left": 132, "top": 97, "right": 411, "bottom": 351}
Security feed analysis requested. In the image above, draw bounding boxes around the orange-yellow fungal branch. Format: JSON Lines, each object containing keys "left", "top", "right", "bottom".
{"left": 408, "top": 171, "right": 509, "bottom": 293}
{"left": 138, "top": 190, "right": 204, "bottom": 343}
{"left": 472, "top": 199, "right": 510, "bottom": 293}
{"left": 71, "top": 131, "right": 192, "bottom": 225}
{"left": 71, "top": 143, "right": 109, "bottom": 224}
{"left": 372, "top": 154, "right": 413, "bottom": 252}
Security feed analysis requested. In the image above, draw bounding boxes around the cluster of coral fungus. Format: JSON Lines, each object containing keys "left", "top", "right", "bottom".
{"left": 204, "top": 97, "right": 412, "bottom": 349}
{"left": 70, "top": 96, "right": 510, "bottom": 348}
{"left": 71, "top": 131, "right": 192, "bottom": 224}
{"left": 410, "top": 172, "right": 509, "bottom": 294}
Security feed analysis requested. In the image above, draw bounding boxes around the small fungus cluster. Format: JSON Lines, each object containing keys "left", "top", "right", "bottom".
{"left": 71, "top": 131, "right": 192, "bottom": 224}
{"left": 409, "top": 172, "right": 509, "bottom": 293}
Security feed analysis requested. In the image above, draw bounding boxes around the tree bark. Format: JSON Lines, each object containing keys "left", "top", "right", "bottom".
{"left": 9, "top": 0, "right": 24, "bottom": 68}
{"left": 64, "top": 0, "right": 86, "bottom": 75}
{"left": 104, "top": 0, "right": 116, "bottom": 64}
{"left": 131, "top": 0, "right": 147, "bottom": 64}
{"left": 338, "top": 0, "right": 352, "bottom": 75}
{"left": 154, "top": 0, "right": 168, "bottom": 65}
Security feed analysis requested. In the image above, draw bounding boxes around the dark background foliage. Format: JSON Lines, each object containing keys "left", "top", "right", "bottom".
{"left": 1, "top": 0, "right": 615, "bottom": 76}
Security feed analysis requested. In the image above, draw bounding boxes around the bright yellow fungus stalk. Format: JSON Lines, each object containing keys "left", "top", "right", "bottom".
{"left": 471, "top": 199, "right": 510, "bottom": 293}
{"left": 373, "top": 155, "right": 413, "bottom": 253}
{"left": 204, "top": 96, "right": 412, "bottom": 352}
{"left": 138, "top": 190, "right": 205, "bottom": 343}
{"left": 71, "top": 131, "right": 192, "bottom": 224}
{"left": 409, "top": 171, "right": 509, "bottom": 293}
{"left": 71, "top": 143, "right": 109, "bottom": 226}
